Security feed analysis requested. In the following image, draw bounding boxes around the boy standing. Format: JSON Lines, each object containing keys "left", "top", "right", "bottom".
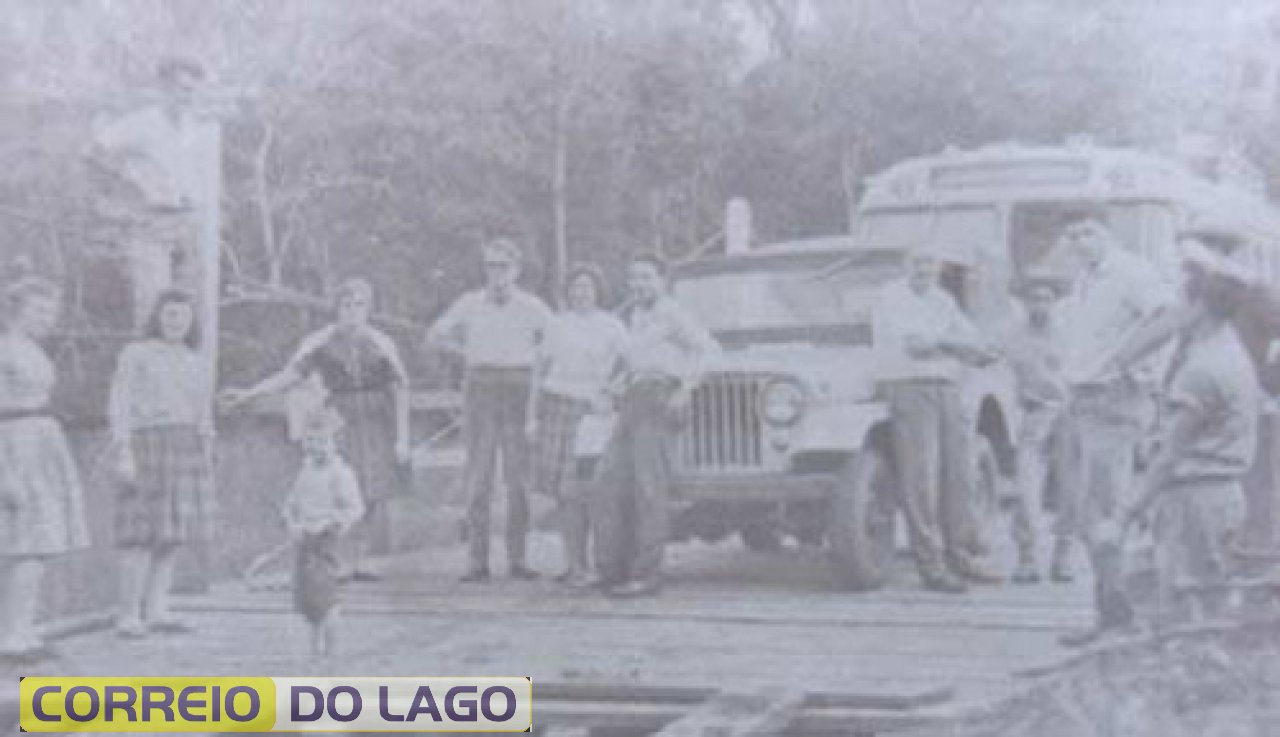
{"left": 284, "top": 407, "right": 366, "bottom": 656}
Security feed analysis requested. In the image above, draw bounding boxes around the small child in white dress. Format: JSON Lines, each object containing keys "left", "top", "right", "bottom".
{"left": 283, "top": 407, "right": 364, "bottom": 656}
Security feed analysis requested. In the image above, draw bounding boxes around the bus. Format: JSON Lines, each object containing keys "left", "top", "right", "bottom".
{"left": 854, "top": 140, "right": 1280, "bottom": 322}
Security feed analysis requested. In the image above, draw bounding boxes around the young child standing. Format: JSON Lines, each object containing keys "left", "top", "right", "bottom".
{"left": 283, "top": 407, "right": 365, "bottom": 656}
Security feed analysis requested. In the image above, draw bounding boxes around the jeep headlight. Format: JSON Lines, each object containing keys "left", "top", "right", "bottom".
{"left": 760, "top": 379, "right": 805, "bottom": 427}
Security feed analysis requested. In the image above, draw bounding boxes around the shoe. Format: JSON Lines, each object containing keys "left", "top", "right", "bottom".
{"left": 564, "top": 573, "right": 597, "bottom": 589}
{"left": 922, "top": 572, "right": 967, "bottom": 594}
{"left": 458, "top": 569, "right": 491, "bottom": 583}
{"left": 509, "top": 565, "right": 540, "bottom": 581}
{"left": 1011, "top": 560, "right": 1042, "bottom": 585}
{"left": 149, "top": 619, "right": 195, "bottom": 635}
{"left": 949, "top": 555, "right": 1005, "bottom": 585}
{"left": 115, "top": 620, "right": 148, "bottom": 640}
{"left": 349, "top": 570, "right": 382, "bottom": 583}
{"left": 1050, "top": 539, "right": 1075, "bottom": 583}
{"left": 606, "top": 579, "right": 661, "bottom": 598}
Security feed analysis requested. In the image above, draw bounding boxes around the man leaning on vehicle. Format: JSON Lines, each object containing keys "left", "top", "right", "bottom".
{"left": 871, "top": 240, "right": 1003, "bottom": 594}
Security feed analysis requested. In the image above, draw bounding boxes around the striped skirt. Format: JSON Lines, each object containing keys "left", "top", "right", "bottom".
{"left": 530, "top": 392, "right": 590, "bottom": 501}
{"left": 115, "top": 424, "right": 215, "bottom": 548}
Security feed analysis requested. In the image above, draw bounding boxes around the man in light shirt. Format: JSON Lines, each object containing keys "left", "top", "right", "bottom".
{"left": 592, "top": 253, "right": 718, "bottom": 597}
{"left": 872, "top": 243, "right": 1001, "bottom": 594}
{"left": 427, "top": 239, "right": 553, "bottom": 582}
{"left": 1050, "top": 206, "right": 1176, "bottom": 646}
{"left": 1124, "top": 237, "right": 1258, "bottom": 627}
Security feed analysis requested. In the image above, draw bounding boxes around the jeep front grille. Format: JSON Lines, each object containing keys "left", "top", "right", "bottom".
{"left": 678, "top": 373, "right": 768, "bottom": 472}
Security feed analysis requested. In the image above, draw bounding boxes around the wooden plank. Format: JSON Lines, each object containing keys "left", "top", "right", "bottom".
{"left": 535, "top": 681, "right": 716, "bottom": 704}
{"left": 534, "top": 700, "right": 685, "bottom": 732}
{"left": 784, "top": 705, "right": 948, "bottom": 736}
{"left": 804, "top": 685, "right": 955, "bottom": 711}
{"left": 654, "top": 688, "right": 804, "bottom": 737}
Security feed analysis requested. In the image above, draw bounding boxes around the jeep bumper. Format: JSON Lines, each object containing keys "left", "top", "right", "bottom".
{"left": 671, "top": 473, "right": 837, "bottom": 504}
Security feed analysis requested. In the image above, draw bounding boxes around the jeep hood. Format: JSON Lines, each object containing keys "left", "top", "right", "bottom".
{"left": 703, "top": 344, "right": 880, "bottom": 402}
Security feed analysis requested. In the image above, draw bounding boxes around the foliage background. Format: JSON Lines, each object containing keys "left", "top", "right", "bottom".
{"left": 0, "top": 0, "right": 1277, "bottom": 399}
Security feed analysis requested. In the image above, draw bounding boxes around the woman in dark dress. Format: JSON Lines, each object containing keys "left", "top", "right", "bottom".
{"left": 222, "top": 278, "right": 409, "bottom": 580}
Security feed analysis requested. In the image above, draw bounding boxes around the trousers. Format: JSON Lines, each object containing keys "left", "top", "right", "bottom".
{"left": 592, "top": 378, "right": 679, "bottom": 585}
{"left": 1061, "top": 388, "right": 1145, "bottom": 627}
{"left": 462, "top": 368, "right": 532, "bottom": 571}
{"left": 884, "top": 381, "right": 983, "bottom": 579}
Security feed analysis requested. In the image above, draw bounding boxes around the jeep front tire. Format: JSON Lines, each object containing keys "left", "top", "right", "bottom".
{"left": 828, "top": 447, "right": 897, "bottom": 590}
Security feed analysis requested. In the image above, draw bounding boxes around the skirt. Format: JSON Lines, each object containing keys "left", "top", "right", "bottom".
{"left": 0, "top": 416, "right": 90, "bottom": 557}
{"left": 115, "top": 424, "right": 215, "bottom": 547}
{"left": 330, "top": 390, "right": 401, "bottom": 505}
{"left": 530, "top": 392, "right": 590, "bottom": 501}
{"left": 294, "top": 530, "right": 342, "bottom": 624}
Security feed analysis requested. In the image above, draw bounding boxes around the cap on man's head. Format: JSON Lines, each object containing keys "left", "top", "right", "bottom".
{"left": 481, "top": 238, "right": 522, "bottom": 264}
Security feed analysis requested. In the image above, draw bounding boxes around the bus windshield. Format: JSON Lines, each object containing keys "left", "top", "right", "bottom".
{"left": 858, "top": 200, "right": 1172, "bottom": 275}
{"left": 856, "top": 206, "right": 1001, "bottom": 253}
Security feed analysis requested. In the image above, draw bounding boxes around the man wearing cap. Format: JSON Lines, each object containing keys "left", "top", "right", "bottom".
{"left": 1000, "top": 274, "right": 1073, "bottom": 584}
{"left": 872, "top": 243, "right": 1002, "bottom": 593}
{"left": 428, "top": 239, "right": 553, "bottom": 582}
{"left": 1051, "top": 206, "right": 1176, "bottom": 645}
{"left": 1121, "top": 235, "right": 1258, "bottom": 626}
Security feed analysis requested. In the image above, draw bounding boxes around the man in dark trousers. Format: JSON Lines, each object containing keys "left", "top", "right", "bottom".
{"left": 428, "top": 239, "right": 553, "bottom": 582}
{"left": 592, "top": 253, "right": 717, "bottom": 598}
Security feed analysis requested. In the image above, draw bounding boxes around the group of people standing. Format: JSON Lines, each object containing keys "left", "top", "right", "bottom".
{"left": 0, "top": 236, "right": 713, "bottom": 664}
{"left": 3, "top": 205, "right": 1269, "bottom": 661}
{"left": 427, "top": 240, "right": 716, "bottom": 598}
{"left": 873, "top": 202, "right": 1268, "bottom": 645}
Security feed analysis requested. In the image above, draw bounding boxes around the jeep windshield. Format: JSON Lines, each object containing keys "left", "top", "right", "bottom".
{"left": 671, "top": 249, "right": 903, "bottom": 347}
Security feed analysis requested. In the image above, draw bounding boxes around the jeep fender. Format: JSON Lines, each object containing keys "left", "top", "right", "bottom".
{"left": 788, "top": 399, "right": 890, "bottom": 457}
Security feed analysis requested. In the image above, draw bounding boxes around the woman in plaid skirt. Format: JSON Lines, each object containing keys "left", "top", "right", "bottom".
{"left": 526, "top": 264, "right": 627, "bottom": 587}
{"left": 109, "top": 289, "right": 215, "bottom": 638}
{"left": 0, "top": 276, "right": 90, "bottom": 663}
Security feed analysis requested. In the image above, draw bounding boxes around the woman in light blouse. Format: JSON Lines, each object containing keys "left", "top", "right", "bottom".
{"left": 0, "top": 276, "right": 90, "bottom": 662}
{"left": 110, "top": 289, "right": 216, "bottom": 637}
{"left": 527, "top": 264, "right": 627, "bottom": 586}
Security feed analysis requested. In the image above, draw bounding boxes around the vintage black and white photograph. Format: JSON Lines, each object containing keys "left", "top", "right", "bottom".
{"left": 3, "top": 1, "right": 1280, "bottom": 734}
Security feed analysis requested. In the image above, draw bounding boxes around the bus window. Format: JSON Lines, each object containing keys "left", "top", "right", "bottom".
{"left": 1010, "top": 201, "right": 1174, "bottom": 281}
